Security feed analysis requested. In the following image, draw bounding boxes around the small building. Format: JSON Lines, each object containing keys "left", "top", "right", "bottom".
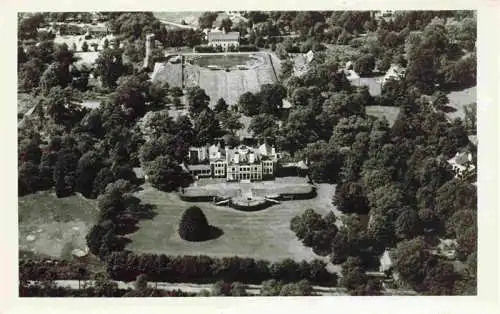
{"left": 381, "top": 64, "right": 406, "bottom": 86}
{"left": 207, "top": 31, "right": 240, "bottom": 50}
{"left": 447, "top": 150, "right": 475, "bottom": 178}
{"left": 187, "top": 164, "right": 212, "bottom": 178}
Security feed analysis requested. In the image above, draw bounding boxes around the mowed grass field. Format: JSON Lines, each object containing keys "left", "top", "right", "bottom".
{"left": 445, "top": 86, "right": 476, "bottom": 121}
{"left": 126, "top": 183, "right": 339, "bottom": 262}
{"left": 153, "top": 11, "right": 203, "bottom": 26}
{"left": 365, "top": 105, "right": 401, "bottom": 127}
{"left": 184, "top": 53, "right": 278, "bottom": 107}
{"left": 18, "top": 191, "right": 97, "bottom": 259}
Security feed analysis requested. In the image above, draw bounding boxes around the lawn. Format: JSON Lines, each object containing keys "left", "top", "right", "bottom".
{"left": 126, "top": 182, "right": 339, "bottom": 262}
{"left": 17, "top": 93, "right": 35, "bottom": 116}
{"left": 153, "top": 11, "right": 203, "bottom": 27}
{"left": 184, "top": 54, "right": 277, "bottom": 107}
{"left": 191, "top": 54, "right": 261, "bottom": 68}
{"left": 445, "top": 86, "right": 476, "bottom": 121}
{"left": 365, "top": 105, "right": 401, "bottom": 126}
{"left": 18, "top": 191, "right": 98, "bottom": 259}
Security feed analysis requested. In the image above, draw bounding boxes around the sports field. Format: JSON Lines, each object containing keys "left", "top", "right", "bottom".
{"left": 18, "top": 191, "right": 98, "bottom": 259}
{"left": 184, "top": 53, "right": 278, "bottom": 107}
{"left": 126, "top": 182, "right": 339, "bottom": 262}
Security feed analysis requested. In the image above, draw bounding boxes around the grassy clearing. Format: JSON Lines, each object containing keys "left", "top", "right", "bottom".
{"left": 365, "top": 105, "right": 401, "bottom": 127}
{"left": 18, "top": 191, "right": 98, "bottom": 259}
{"left": 18, "top": 93, "right": 35, "bottom": 116}
{"left": 184, "top": 53, "right": 277, "bottom": 107}
{"left": 153, "top": 11, "right": 203, "bottom": 27}
{"left": 445, "top": 86, "right": 476, "bottom": 121}
{"left": 127, "top": 183, "right": 339, "bottom": 262}
{"left": 192, "top": 54, "right": 258, "bottom": 68}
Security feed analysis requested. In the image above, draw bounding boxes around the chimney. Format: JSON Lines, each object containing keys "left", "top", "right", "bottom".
{"left": 249, "top": 152, "right": 255, "bottom": 164}
{"left": 234, "top": 152, "right": 240, "bottom": 164}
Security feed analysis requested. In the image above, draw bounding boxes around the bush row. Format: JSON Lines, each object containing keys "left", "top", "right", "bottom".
{"left": 105, "top": 252, "right": 338, "bottom": 286}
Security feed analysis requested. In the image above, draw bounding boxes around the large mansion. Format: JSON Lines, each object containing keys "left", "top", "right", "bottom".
{"left": 207, "top": 31, "right": 240, "bottom": 50}
{"left": 187, "top": 144, "right": 280, "bottom": 181}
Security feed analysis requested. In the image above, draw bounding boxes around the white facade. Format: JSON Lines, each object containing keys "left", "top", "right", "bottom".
{"left": 187, "top": 144, "right": 278, "bottom": 181}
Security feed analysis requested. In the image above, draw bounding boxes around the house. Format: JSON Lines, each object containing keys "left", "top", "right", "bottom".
{"left": 207, "top": 31, "right": 240, "bottom": 50}
{"left": 379, "top": 249, "right": 400, "bottom": 281}
{"left": 187, "top": 143, "right": 280, "bottom": 182}
{"left": 447, "top": 150, "right": 475, "bottom": 178}
{"left": 381, "top": 64, "right": 406, "bottom": 86}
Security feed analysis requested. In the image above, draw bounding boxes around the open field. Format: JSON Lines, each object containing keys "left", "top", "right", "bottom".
{"left": 17, "top": 93, "right": 35, "bottom": 117}
{"left": 184, "top": 53, "right": 277, "bottom": 106}
{"left": 445, "top": 86, "right": 476, "bottom": 121}
{"left": 190, "top": 54, "right": 262, "bottom": 68}
{"left": 153, "top": 11, "right": 203, "bottom": 27}
{"left": 18, "top": 191, "right": 97, "bottom": 259}
{"left": 126, "top": 182, "right": 339, "bottom": 262}
{"left": 365, "top": 105, "right": 401, "bottom": 126}
{"left": 351, "top": 76, "right": 384, "bottom": 96}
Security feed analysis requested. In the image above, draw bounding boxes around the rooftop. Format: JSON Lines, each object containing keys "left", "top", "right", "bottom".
{"left": 207, "top": 31, "right": 240, "bottom": 42}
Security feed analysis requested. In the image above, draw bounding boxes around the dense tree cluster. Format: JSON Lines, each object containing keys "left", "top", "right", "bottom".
{"left": 106, "top": 252, "right": 337, "bottom": 286}
{"left": 290, "top": 209, "right": 338, "bottom": 255}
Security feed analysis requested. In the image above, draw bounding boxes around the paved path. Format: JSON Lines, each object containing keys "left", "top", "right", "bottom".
{"left": 29, "top": 279, "right": 418, "bottom": 295}
{"left": 32, "top": 280, "right": 349, "bottom": 296}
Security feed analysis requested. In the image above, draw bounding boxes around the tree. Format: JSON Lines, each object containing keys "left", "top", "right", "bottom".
{"left": 278, "top": 107, "right": 320, "bottom": 154}
{"left": 260, "top": 279, "right": 283, "bottom": 296}
{"left": 340, "top": 257, "right": 373, "bottom": 295}
{"left": 220, "top": 18, "right": 233, "bottom": 33}
{"left": 44, "top": 86, "right": 83, "bottom": 127}
{"left": 81, "top": 41, "right": 89, "bottom": 52}
{"left": 279, "top": 59, "right": 294, "bottom": 81}
{"left": 279, "top": 280, "right": 313, "bottom": 296}
{"left": 214, "top": 98, "right": 228, "bottom": 113}
{"left": 75, "top": 151, "right": 104, "bottom": 198}
{"left": 198, "top": 12, "right": 219, "bottom": 29}
{"left": 333, "top": 181, "right": 369, "bottom": 214}
{"left": 193, "top": 109, "right": 222, "bottom": 146}
{"left": 219, "top": 111, "right": 243, "bottom": 135}
{"left": 94, "top": 48, "right": 127, "bottom": 88}
{"left": 144, "top": 155, "right": 192, "bottom": 192}
{"left": 186, "top": 86, "right": 210, "bottom": 117}
{"left": 421, "top": 257, "right": 459, "bottom": 295}
{"left": 354, "top": 54, "right": 375, "bottom": 76}
{"left": 238, "top": 91, "right": 260, "bottom": 116}
{"left": 463, "top": 103, "right": 477, "bottom": 134}
{"left": 392, "top": 237, "right": 432, "bottom": 288}
{"left": 395, "top": 208, "right": 422, "bottom": 240}
{"left": 18, "top": 13, "right": 45, "bottom": 39}
{"left": 297, "top": 141, "right": 342, "bottom": 183}
{"left": 114, "top": 74, "right": 150, "bottom": 117}
{"left": 19, "top": 58, "right": 44, "bottom": 90}
{"left": 248, "top": 113, "right": 280, "bottom": 145}
{"left": 290, "top": 209, "right": 338, "bottom": 256}
{"left": 256, "top": 83, "right": 287, "bottom": 115}
{"left": 435, "top": 179, "right": 477, "bottom": 228}
{"left": 19, "top": 161, "right": 41, "bottom": 196}
{"left": 178, "top": 206, "right": 211, "bottom": 242}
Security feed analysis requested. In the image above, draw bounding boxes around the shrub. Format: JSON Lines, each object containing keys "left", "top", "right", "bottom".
{"left": 178, "top": 206, "right": 211, "bottom": 241}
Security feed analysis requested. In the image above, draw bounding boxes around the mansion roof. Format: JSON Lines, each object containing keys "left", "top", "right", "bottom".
{"left": 207, "top": 31, "right": 240, "bottom": 42}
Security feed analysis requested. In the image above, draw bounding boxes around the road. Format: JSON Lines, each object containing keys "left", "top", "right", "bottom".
{"left": 29, "top": 280, "right": 417, "bottom": 296}
{"left": 32, "top": 280, "right": 348, "bottom": 296}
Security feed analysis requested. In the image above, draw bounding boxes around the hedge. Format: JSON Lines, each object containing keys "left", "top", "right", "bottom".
{"left": 106, "top": 252, "right": 338, "bottom": 286}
